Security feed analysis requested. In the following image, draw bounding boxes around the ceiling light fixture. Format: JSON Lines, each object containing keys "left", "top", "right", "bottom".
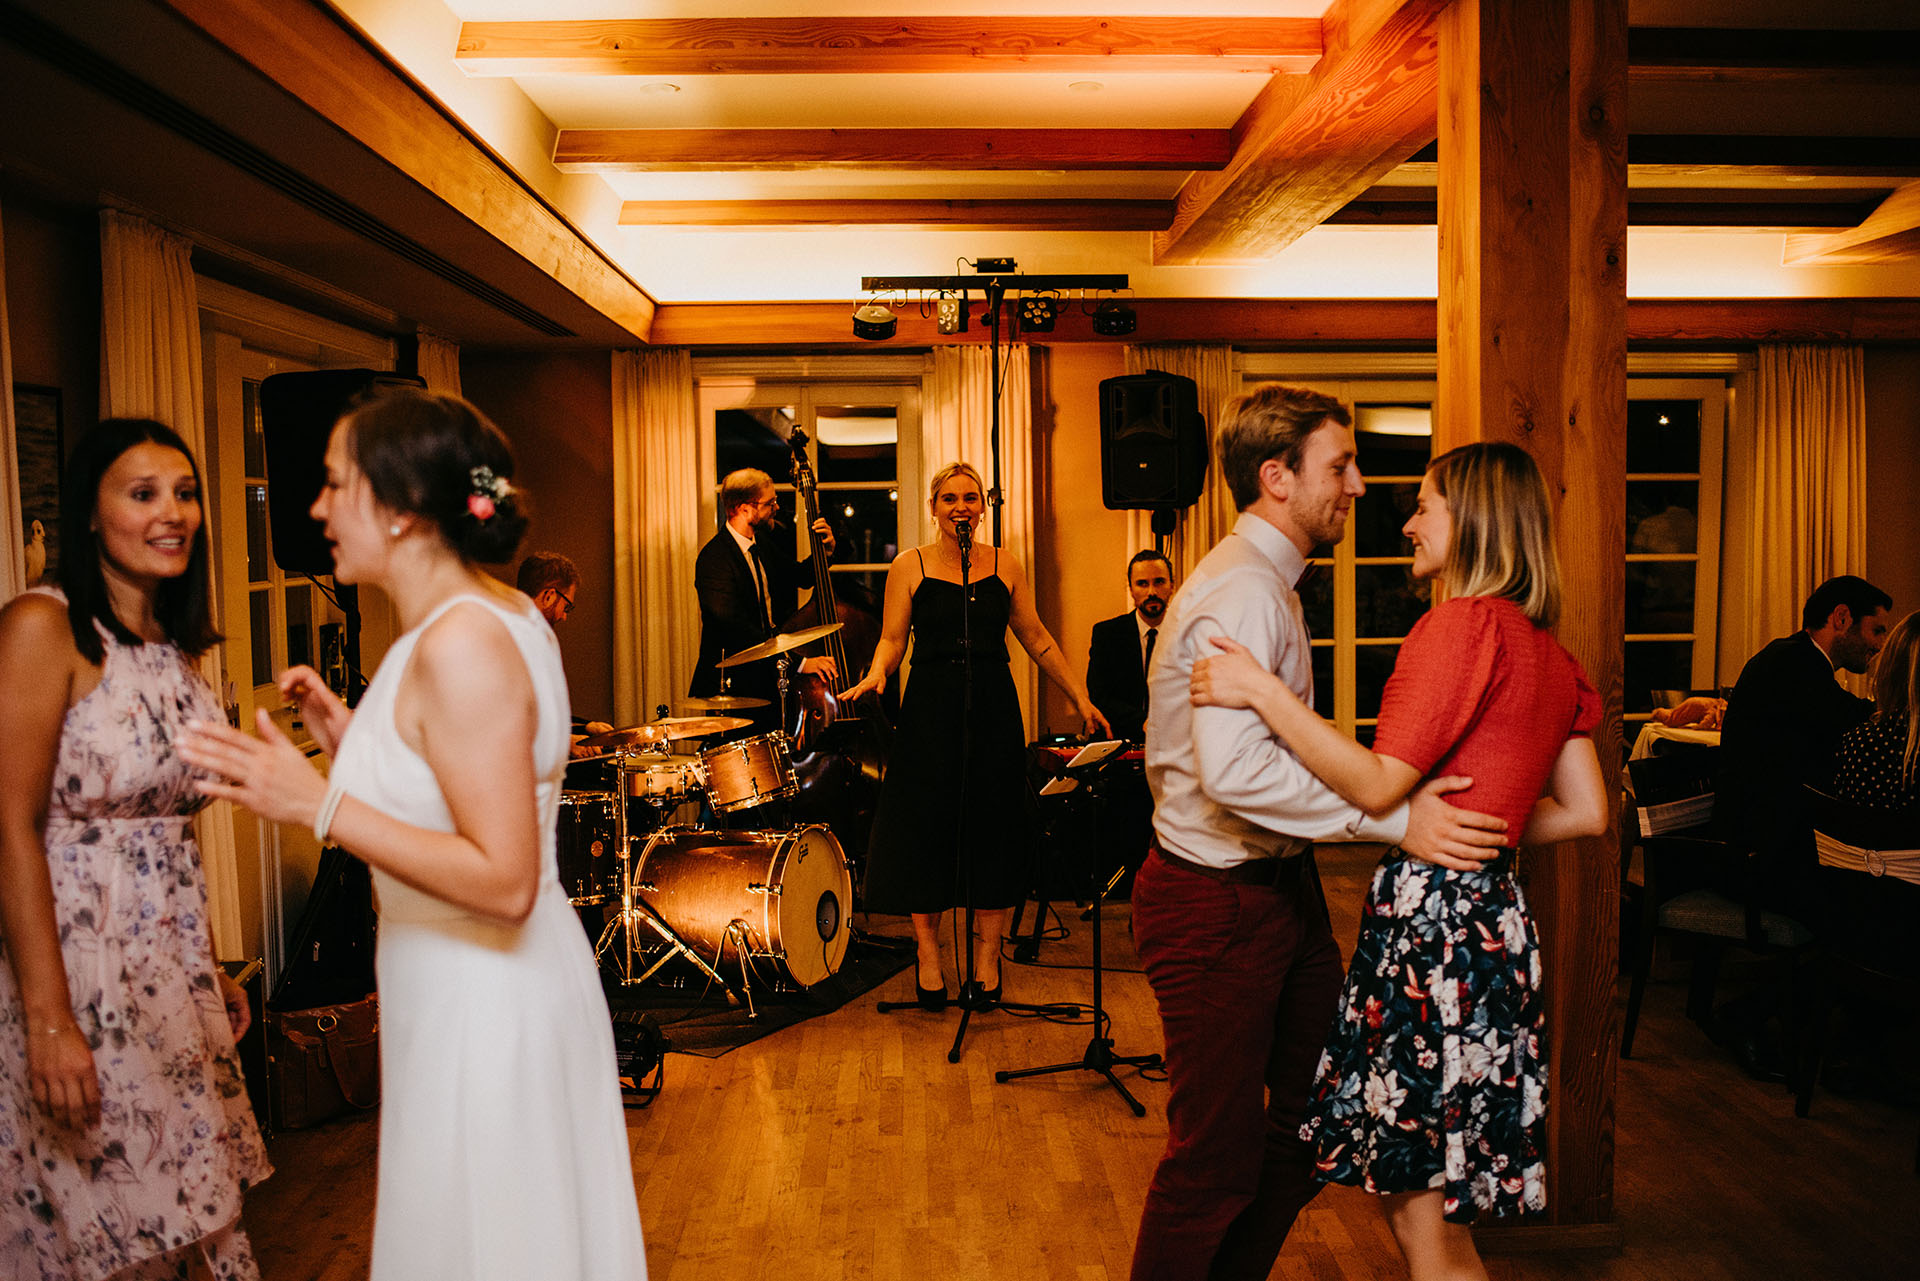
{"left": 1068, "top": 81, "right": 1104, "bottom": 93}
{"left": 1091, "top": 299, "right": 1137, "bottom": 336}
{"left": 852, "top": 300, "right": 897, "bottom": 340}
{"left": 637, "top": 82, "right": 681, "bottom": 95}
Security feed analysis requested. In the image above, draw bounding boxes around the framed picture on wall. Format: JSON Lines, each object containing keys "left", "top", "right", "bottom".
{"left": 13, "top": 384, "right": 63, "bottom": 586}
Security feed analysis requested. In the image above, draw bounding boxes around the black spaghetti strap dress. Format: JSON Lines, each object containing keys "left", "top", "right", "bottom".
{"left": 862, "top": 552, "right": 1037, "bottom": 914}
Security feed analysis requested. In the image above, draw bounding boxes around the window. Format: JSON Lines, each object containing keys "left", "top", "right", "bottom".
{"left": 698, "top": 360, "right": 923, "bottom": 612}
{"left": 1623, "top": 378, "right": 1726, "bottom": 722}
{"left": 1242, "top": 356, "right": 1727, "bottom": 744}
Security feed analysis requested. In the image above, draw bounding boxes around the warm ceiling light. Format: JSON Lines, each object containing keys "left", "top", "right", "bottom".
{"left": 637, "top": 82, "right": 681, "bottom": 95}
{"left": 1091, "top": 300, "right": 1137, "bottom": 336}
{"left": 1019, "top": 293, "right": 1058, "bottom": 333}
{"left": 1068, "top": 81, "right": 1104, "bottom": 93}
{"left": 852, "top": 302, "right": 897, "bottom": 340}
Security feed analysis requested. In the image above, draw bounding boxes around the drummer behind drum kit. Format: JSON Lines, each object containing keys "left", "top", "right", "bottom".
{"left": 556, "top": 624, "right": 855, "bottom": 1014}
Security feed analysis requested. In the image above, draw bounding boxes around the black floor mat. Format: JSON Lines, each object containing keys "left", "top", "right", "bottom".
{"left": 603, "top": 935, "right": 913, "bottom": 1058}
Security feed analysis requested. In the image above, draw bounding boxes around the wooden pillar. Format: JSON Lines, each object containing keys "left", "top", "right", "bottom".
{"left": 1438, "top": 0, "right": 1627, "bottom": 1234}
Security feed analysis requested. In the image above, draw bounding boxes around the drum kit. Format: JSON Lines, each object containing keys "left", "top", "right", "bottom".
{"left": 556, "top": 624, "right": 854, "bottom": 1013}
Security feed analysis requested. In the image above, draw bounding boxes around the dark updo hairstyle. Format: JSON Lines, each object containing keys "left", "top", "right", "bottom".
{"left": 337, "top": 385, "right": 529, "bottom": 565}
{"left": 58, "top": 417, "right": 221, "bottom": 663}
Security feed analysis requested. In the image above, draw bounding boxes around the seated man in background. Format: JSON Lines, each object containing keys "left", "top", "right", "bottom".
{"left": 1719, "top": 574, "right": 1890, "bottom": 898}
{"left": 516, "top": 550, "right": 613, "bottom": 757}
{"left": 1714, "top": 575, "right": 1889, "bottom": 1078}
{"left": 1086, "top": 549, "right": 1175, "bottom": 742}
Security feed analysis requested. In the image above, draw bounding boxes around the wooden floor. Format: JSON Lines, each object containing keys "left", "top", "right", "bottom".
{"left": 242, "top": 844, "right": 1920, "bottom": 1280}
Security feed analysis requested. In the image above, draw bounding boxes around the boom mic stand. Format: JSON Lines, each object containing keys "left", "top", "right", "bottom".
{"left": 995, "top": 750, "right": 1162, "bottom": 1114}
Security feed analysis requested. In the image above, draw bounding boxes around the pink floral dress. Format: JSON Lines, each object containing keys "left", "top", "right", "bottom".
{"left": 0, "top": 597, "right": 271, "bottom": 1280}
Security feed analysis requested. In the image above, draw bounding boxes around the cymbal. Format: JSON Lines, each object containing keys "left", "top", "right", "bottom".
{"left": 641, "top": 715, "right": 753, "bottom": 739}
{"left": 679, "top": 695, "right": 771, "bottom": 712}
{"left": 715, "top": 622, "right": 843, "bottom": 669}
{"left": 576, "top": 723, "right": 674, "bottom": 750}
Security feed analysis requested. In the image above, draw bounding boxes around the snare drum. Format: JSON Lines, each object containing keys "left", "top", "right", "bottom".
{"left": 621, "top": 754, "right": 705, "bottom": 803}
{"left": 554, "top": 791, "right": 618, "bottom": 905}
{"left": 634, "top": 825, "right": 850, "bottom": 987}
{"left": 699, "top": 732, "right": 797, "bottom": 813}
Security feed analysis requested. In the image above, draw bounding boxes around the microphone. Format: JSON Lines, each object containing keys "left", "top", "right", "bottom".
{"left": 953, "top": 517, "right": 972, "bottom": 551}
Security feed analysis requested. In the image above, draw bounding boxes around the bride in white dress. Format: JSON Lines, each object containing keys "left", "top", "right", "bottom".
{"left": 180, "top": 387, "right": 647, "bottom": 1281}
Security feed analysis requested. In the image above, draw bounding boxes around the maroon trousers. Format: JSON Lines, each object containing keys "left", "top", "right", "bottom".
{"left": 1128, "top": 848, "right": 1344, "bottom": 1281}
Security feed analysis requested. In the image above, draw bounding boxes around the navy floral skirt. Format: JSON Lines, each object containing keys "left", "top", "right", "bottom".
{"left": 1298, "top": 849, "right": 1547, "bottom": 1223}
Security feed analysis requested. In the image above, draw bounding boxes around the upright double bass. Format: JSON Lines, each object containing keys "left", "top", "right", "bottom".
{"left": 781, "top": 429, "right": 891, "bottom": 849}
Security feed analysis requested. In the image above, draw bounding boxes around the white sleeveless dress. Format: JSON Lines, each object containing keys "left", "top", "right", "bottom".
{"left": 321, "top": 592, "right": 647, "bottom": 1281}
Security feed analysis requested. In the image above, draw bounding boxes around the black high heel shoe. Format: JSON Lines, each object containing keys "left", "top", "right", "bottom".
{"left": 915, "top": 963, "right": 947, "bottom": 1011}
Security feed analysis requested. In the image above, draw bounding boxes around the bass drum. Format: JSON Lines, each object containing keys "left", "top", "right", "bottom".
{"left": 634, "top": 825, "right": 851, "bottom": 988}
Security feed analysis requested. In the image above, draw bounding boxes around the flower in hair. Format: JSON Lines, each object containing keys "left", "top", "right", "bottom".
{"left": 469, "top": 466, "right": 509, "bottom": 521}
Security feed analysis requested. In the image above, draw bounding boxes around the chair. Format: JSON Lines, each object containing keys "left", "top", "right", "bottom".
{"left": 1620, "top": 751, "right": 1816, "bottom": 1061}
{"left": 1796, "top": 787, "right": 1920, "bottom": 1174}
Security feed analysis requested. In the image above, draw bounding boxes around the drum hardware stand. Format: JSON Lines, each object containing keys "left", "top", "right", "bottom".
{"left": 995, "top": 752, "right": 1161, "bottom": 1115}
{"left": 722, "top": 919, "right": 761, "bottom": 1020}
{"left": 595, "top": 797, "right": 733, "bottom": 994}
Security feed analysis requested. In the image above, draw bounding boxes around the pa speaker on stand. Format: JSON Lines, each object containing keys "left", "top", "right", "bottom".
{"left": 1098, "top": 371, "right": 1208, "bottom": 543}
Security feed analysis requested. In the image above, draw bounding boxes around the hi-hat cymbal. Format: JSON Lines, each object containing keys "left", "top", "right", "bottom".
{"left": 642, "top": 715, "right": 753, "bottom": 739}
{"left": 679, "top": 695, "right": 771, "bottom": 712}
{"left": 715, "top": 622, "right": 843, "bottom": 669}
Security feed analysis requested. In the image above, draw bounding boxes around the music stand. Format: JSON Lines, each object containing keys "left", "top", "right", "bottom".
{"left": 995, "top": 746, "right": 1162, "bottom": 1115}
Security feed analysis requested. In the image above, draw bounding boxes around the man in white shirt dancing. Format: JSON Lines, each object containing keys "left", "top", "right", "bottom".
{"left": 1129, "top": 383, "right": 1508, "bottom": 1280}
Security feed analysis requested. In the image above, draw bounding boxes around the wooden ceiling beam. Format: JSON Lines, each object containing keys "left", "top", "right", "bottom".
{"left": 151, "top": 0, "right": 657, "bottom": 340}
{"left": 617, "top": 199, "right": 1175, "bottom": 230}
{"left": 554, "top": 128, "right": 1232, "bottom": 173}
{"left": 1627, "top": 27, "right": 1920, "bottom": 88}
{"left": 1328, "top": 193, "right": 1883, "bottom": 229}
{"left": 454, "top": 16, "right": 1321, "bottom": 76}
{"left": 1783, "top": 181, "right": 1920, "bottom": 265}
{"left": 646, "top": 297, "right": 1920, "bottom": 348}
{"left": 1153, "top": 0, "right": 1449, "bottom": 266}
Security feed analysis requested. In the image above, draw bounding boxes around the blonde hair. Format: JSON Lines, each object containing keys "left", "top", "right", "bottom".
{"left": 926, "top": 460, "right": 985, "bottom": 508}
{"left": 1870, "top": 610, "right": 1920, "bottom": 789}
{"left": 1427, "top": 441, "right": 1562, "bottom": 627}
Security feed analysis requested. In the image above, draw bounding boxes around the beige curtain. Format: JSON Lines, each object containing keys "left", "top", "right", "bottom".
{"left": 99, "top": 210, "right": 243, "bottom": 959}
{"left": 0, "top": 194, "right": 23, "bottom": 600}
{"left": 416, "top": 329, "right": 462, "bottom": 397}
{"left": 612, "top": 348, "right": 701, "bottom": 725}
{"left": 925, "top": 343, "right": 1040, "bottom": 735}
{"left": 1122, "top": 343, "right": 1237, "bottom": 582}
{"left": 1742, "top": 344, "right": 1868, "bottom": 683}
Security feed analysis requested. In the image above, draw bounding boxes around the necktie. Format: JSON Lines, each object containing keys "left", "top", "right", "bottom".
{"left": 749, "top": 543, "right": 773, "bottom": 629}
{"left": 1143, "top": 626, "right": 1158, "bottom": 676}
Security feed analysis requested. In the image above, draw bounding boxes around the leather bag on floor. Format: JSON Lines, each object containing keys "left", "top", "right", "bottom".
{"left": 265, "top": 993, "right": 380, "bottom": 1129}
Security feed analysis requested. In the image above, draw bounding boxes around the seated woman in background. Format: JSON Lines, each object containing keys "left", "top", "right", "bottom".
{"left": 1831, "top": 609, "right": 1920, "bottom": 825}
{"left": 1190, "top": 441, "right": 1608, "bottom": 1281}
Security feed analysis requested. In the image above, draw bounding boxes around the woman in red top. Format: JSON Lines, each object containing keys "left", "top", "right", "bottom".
{"left": 1190, "top": 441, "right": 1607, "bottom": 1281}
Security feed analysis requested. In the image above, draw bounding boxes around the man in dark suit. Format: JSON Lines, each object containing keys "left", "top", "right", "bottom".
{"left": 691, "top": 468, "right": 837, "bottom": 727}
{"left": 1086, "top": 550, "right": 1175, "bottom": 743}
{"left": 1718, "top": 574, "right": 1891, "bottom": 893}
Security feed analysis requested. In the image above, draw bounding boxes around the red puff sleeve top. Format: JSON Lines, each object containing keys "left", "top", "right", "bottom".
{"left": 1372, "top": 596, "right": 1601, "bottom": 845}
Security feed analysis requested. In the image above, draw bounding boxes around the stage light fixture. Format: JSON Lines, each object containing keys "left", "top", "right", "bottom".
{"left": 935, "top": 292, "right": 966, "bottom": 335}
{"left": 852, "top": 301, "right": 897, "bottom": 341}
{"left": 1019, "top": 293, "right": 1058, "bottom": 333}
{"left": 1091, "top": 300, "right": 1137, "bottom": 336}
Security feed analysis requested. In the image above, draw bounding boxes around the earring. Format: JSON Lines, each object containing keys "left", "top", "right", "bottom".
{"left": 389, "top": 523, "right": 402, "bottom": 537}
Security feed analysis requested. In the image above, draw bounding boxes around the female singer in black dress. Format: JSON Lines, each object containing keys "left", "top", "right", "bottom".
{"left": 843, "top": 462, "right": 1108, "bottom": 1010}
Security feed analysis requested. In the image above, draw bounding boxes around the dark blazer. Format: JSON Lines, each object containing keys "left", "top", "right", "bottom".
{"left": 689, "top": 527, "right": 820, "bottom": 700}
{"left": 1716, "top": 630, "right": 1874, "bottom": 884}
{"left": 1087, "top": 611, "right": 1151, "bottom": 742}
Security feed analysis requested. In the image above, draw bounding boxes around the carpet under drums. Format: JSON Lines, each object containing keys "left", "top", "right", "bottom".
{"left": 602, "top": 935, "right": 913, "bottom": 1059}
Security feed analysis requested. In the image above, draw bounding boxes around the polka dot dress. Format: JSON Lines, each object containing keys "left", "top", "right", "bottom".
{"left": 1832, "top": 712, "right": 1920, "bottom": 815}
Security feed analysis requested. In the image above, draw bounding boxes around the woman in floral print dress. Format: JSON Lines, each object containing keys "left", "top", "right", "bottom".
{"left": 0, "top": 419, "right": 268, "bottom": 1281}
{"left": 1189, "top": 442, "right": 1608, "bottom": 1281}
